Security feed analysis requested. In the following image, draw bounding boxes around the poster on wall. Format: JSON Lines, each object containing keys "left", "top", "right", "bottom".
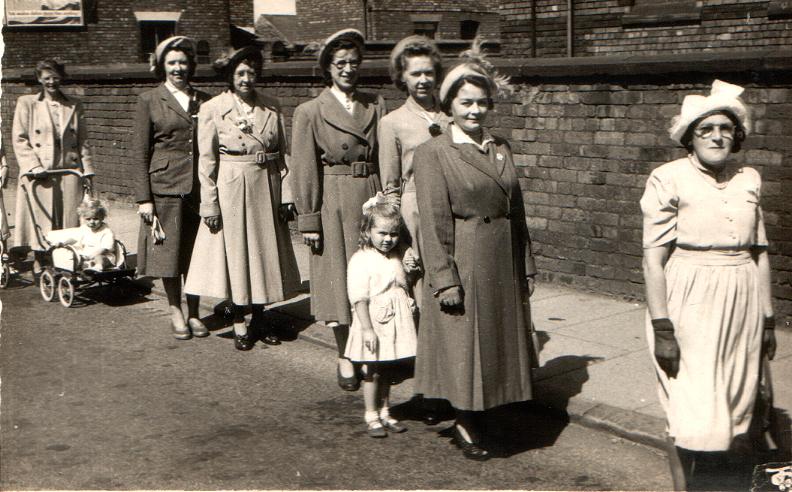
{"left": 4, "top": 0, "right": 84, "bottom": 27}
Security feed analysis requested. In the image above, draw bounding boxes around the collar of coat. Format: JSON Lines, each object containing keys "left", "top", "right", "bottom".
{"left": 443, "top": 129, "right": 510, "bottom": 196}
{"left": 216, "top": 89, "right": 277, "bottom": 135}
{"left": 318, "top": 87, "right": 378, "bottom": 143}
{"left": 35, "top": 91, "right": 78, "bottom": 134}
{"left": 156, "top": 83, "right": 197, "bottom": 124}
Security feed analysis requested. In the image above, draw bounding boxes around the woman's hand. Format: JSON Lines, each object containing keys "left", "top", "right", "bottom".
{"left": 82, "top": 174, "right": 94, "bottom": 193}
{"left": 763, "top": 316, "right": 777, "bottom": 361}
{"left": 303, "top": 232, "right": 321, "bottom": 252}
{"left": 651, "top": 318, "right": 680, "bottom": 378}
{"left": 204, "top": 215, "right": 222, "bottom": 233}
{"left": 137, "top": 202, "right": 155, "bottom": 224}
{"left": 0, "top": 166, "right": 8, "bottom": 188}
{"left": 278, "top": 203, "right": 297, "bottom": 223}
{"left": 437, "top": 286, "right": 464, "bottom": 311}
{"left": 363, "top": 329, "right": 378, "bottom": 354}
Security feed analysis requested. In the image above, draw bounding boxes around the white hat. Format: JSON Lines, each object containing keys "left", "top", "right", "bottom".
{"left": 668, "top": 79, "right": 751, "bottom": 145}
{"left": 150, "top": 36, "right": 196, "bottom": 73}
{"left": 318, "top": 28, "right": 365, "bottom": 70}
{"left": 439, "top": 62, "right": 495, "bottom": 104}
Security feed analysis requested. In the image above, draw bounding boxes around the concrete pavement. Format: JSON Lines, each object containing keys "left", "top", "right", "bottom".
{"left": 3, "top": 186, "right": 791, "bottom": 453}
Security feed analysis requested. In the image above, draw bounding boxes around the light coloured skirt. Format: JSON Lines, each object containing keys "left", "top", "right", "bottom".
{"left": 185, "top": 155, "right": 300, "bottom": 305}
{"left": 345, "top": 286, "right": 417, "bottom": 363}
{"left": 646, "top": 248, "right": 764, "bottom": 451}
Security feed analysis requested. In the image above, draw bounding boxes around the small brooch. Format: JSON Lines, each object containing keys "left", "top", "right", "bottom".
{"left": 236, "top": 117, "right": 253, "bottom": 135}
{"left": 496, "top": 152, "right": 504, "bottom": 161}
{"left": 428, "top": 123, "right": 442, "bottom": 137}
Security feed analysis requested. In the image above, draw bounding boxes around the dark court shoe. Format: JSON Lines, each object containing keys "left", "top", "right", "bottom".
{"left": 337, "top": 364, "right": 361, "bottom": 391}
{"left": 250, "top": 318, "right": 282, "bottom": 345}
{"left": 452, "top": 427, "right": 490, "bottom": 461}
{"left": 234, "top": 332, "right": 255, "bottom": 351}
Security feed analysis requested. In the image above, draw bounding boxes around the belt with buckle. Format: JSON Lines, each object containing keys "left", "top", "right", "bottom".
{"left": 323, "top": 161, "right": 377, "bottom": 177}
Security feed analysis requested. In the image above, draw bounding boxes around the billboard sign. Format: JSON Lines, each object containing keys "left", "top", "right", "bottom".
{"left": 4, "top": 0, "right": 84, "bottom": 27}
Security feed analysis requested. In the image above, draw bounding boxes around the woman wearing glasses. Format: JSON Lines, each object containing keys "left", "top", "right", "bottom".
{"left": 291, "top": 29, "right": 385, "bottom": 391}
{"left": 641, "top": 80, "right": 776, "bottom": 489}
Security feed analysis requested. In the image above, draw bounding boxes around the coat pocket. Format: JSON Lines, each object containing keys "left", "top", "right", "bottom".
{"left": 371, "top": 297, "right": 395, "bottom": 324}
{"left": 149, "top": 157, "right": 170, "bottom": 174}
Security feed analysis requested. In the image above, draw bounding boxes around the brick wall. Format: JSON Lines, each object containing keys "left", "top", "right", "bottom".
{"left": 1, "top": 0, "right": 233, "bottom": 69}
{"left": 228, "top": 0, "right": 254, "bottom": 27}
{"left": 501, "top": 0, "right": 792, "bottom": 57}
{"left": 3, "top": 54, "right": 792, "bottom": 321}
{"left": 295, "top": 0, "right": 365, "bottom": 43}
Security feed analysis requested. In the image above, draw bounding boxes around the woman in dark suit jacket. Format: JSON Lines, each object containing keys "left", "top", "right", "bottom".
{"left": 413, "top": 46, "right": 537, "bottom": 461}
{"left": 133, "top": 36, "right": 211, "bottom": 340}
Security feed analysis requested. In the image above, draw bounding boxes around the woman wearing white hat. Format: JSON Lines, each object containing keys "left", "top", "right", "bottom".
{"left": 641, "top": 80, "right": 776, "bottom": 489}
{"left": 133, "top": 36, "right": 211, "bottom": 340}
{"left": 413, "top": 41, "right": 537, "bottom": 461}
{"left": 291, "top": 29, "right": 386, "bottom": 390}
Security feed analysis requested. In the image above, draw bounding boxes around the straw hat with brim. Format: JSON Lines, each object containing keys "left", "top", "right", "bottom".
{"left": 318, "top": 28, "right": 365, "bottom": 71}
{"left": 212, "top": 46, "right": 263, "bottom": 76}
{"left": 150, "top": 36, "right": 196, "bottom": 73}
{"left": 668, "top": 79, "right": 751, "bottom": 145}
{"left": 439, "top": 63, "right": 497, "bottom": 104}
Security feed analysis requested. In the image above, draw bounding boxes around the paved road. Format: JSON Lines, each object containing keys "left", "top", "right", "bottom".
{"left": 0, "top": 282, "right": 673, "bottom": 490}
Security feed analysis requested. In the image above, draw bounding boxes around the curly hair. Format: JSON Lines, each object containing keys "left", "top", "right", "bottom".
{"left": 358, "top": 198, "right": 403, "bottom": 249}
{"left": 77, "top": 199, "right": 108, "bottom": 220}
{"left": 680, "top": 110, "right": 746, "bottom": 154}
{"left": 390, "top": 36, "right": 443, "bottom": 92}
{"left": 321, "top": 40, "right": 362, "bottom": 87}
{"left": 34, "top": 59, "right": 66, "bottom": 80}
{"left": 154, "top": 47, "right": 197, "bottom": 82}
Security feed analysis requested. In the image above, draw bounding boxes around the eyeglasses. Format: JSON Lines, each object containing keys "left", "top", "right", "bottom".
{"left": 693, "top": 123, "right": 736, "bottom": 140}
{"left": 330, "top": 60, "right": 361, "bottom": 70}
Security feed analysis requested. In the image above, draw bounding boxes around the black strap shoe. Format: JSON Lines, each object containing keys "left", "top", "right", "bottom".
{"left": 234, "top": 332, "right": 255, "bottom": 351}
{"left": 453, "top": 427, "right": 490, "bottom": 461}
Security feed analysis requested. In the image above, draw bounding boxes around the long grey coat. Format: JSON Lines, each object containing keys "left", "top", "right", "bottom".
{"left": 413, "top": 131, "right": 537, "bottom": 411}
{"left": 291, "top": 88, "right": 385, "bottom": 324}
{"left": 12, "top": 92, "right": 94, "bottom": 250}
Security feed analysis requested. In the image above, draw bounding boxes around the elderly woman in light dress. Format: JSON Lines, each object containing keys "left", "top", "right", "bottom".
{"left": 641, "top": 80, "right": 776, "bottom": 490}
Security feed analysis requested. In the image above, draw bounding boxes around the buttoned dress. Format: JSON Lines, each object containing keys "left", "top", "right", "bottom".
{"left": 132, "top": 84, "right": 211, "bottom": 278}
{"left": 184, "top": 90, "right": 300, "bottom": 306}
{"left": 379, "top": 98, "right": 450, "bottom": 308}
{"left": 640, "top": 156, "right": 769, "bottom": 451}
{"left": 291, "top": 87, "right": 385, "bottom": 324}
{"left": 12, "top": 92, "right": 94, "bottom": 250}
{"left": 413, "top": 128, "right": 537, "bottom": 411}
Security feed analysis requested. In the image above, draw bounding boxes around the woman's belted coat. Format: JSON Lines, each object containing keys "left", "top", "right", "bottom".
{"left": 413, "top": 131, "right": 537, "bottom": 411}
{"left": 291, "top": 87, "right": 386, "bottom": 324}
{"left": 13, "top": 92, "right": 94, "bottom": 250}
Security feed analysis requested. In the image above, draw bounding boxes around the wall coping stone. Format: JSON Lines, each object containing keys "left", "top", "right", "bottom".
{"left": 3, "top": 49, "right": 792, "bottom": 83}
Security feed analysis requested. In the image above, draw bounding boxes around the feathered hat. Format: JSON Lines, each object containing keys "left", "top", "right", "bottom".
{"left": 438, "top": 37, "right": 512, "bottom": 104}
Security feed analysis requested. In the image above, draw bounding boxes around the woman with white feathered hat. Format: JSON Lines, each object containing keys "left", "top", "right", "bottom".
{"left": 641, "top": 80, "right": 776, "bottom": 489}
{"left": 412, "top": 40, "right": 538, "bottom": 461}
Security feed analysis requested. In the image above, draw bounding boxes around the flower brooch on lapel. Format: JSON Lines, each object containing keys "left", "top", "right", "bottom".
{"left": 236, "top": 116, "right": 254, "bottom": 135}
{"left": 429, "top": 123, "right": 442, "bottom": 137}
{"left": 496, "top": 152, "right": 504, "bottom": 161}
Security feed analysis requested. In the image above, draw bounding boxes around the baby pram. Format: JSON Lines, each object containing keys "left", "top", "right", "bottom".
{"left": 19, "top": 168, "right": 136, "bottom": 307}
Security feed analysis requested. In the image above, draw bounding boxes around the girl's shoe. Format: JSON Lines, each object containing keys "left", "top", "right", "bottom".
{"left": 381, "top": 417, "right": 407, "bottom": 433}
{"left": 366, "top": 420, "right": 387, "bottom": 438}
{"left": 250, "top": 318, "right": 281, "bottom": 345}
{"left": 172, "top": 323, "right": 192, "bottom": 340}
{"left": 234, "top": 332, "right": 255, "bottom": 351}
{"left": 452, "top": 426, "right": 490, "bottom": 461}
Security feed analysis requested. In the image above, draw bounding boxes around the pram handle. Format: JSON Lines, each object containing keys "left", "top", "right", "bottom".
{"left": 21, "top": 168, "right": 85, "bottom": 179}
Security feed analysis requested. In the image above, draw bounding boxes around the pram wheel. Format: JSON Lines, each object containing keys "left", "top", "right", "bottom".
{"left": 0, "top": 263, "right": 10, "bottom": 289}
{"left": 58, "top": 276, "right": 75, "bottom": 308}
{"left": 39, "top": 270, "right": 56, "bottom": 301}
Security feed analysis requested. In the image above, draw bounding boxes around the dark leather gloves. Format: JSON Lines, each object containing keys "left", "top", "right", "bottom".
{"left": 652, "top": 318, "right": 680, "bottom": 379}
{"left": 278, "top": 203, "right": 297, "bottom": 223}
{"left": 763, "top": 315, "right": 777, "bottom": 361}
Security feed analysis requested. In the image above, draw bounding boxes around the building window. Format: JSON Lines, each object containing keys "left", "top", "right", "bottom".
{"left": 197, "top": 40, "right": 211, "bottom": 64}
{"left": 413, "top": 21, "right": 438, "bottom": 38}
{"left": 622, "top": 1, "right": 701, "bottom": 27}
{"left": 460, "top": 20, "right": 479, "bottom": 40}
{"left": 134, "top": 12, "right": 182, "bottom": 63}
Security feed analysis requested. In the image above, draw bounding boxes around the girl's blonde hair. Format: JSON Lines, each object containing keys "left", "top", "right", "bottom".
{"left": 358, "top": 193, "right": 403, "bottom": 249}
{"left": 77, "top": 199, "right": 107, "bottom": 220}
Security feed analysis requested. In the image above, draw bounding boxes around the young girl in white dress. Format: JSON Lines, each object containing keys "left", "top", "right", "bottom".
{"left": 345, "top": 193, "right": 419, "bottom": 438}
{"left": 47, "top": 199, "right": 116, "bottom": 271}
